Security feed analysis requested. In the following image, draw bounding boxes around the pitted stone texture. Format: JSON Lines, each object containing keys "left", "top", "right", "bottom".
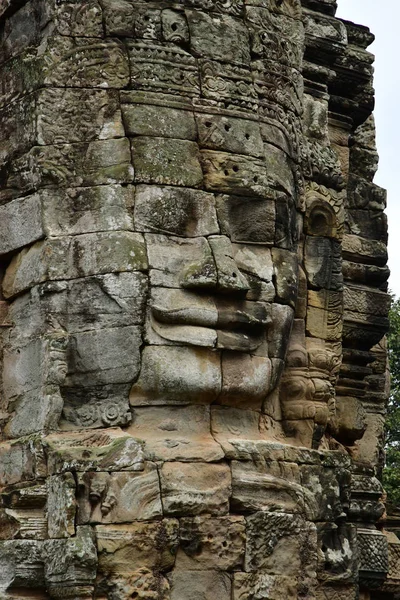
{"left": 176, "top": 516, "right": 245, "bottom": 571}
{"left": 245, "top": 512, "right": 317, "bottom": 576}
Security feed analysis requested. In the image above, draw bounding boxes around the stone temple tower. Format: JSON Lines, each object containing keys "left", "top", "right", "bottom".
{"left": 0, "top": 0, "right": 398, "bottom": 598}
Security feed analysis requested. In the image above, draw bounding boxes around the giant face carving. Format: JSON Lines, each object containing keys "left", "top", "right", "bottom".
{"left": 129, "top": 171, "right": 300, "bottom": 412}
{"left": 123, "top": 2, "right": 304, "bottom": 421}
{"left": 0, "top": 1, "right": 393, "bottom": 599}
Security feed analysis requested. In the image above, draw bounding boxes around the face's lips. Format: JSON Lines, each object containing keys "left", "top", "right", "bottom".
{"left": 151, "top": 301, "right": 270, "bottom": 330}
{"left": 150, "top": 301, "right": 270, "bottom": 351}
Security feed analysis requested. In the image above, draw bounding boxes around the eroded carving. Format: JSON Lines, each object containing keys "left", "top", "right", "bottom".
{"left": 0, "top": 0, "right": 394, "bottom": 598}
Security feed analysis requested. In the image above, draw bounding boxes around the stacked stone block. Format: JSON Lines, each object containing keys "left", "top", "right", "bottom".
{"left": 0, "top": 0, "right": 396, "bottom": 599}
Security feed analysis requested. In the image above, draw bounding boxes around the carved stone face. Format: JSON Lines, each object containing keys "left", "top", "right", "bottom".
{"left": 127, "top": 163, "right": 301, "bottom": 415}
{"left": 124, "top": 1, "right": 304, "bottom": 417}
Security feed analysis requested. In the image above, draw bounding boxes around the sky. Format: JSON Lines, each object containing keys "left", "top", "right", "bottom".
{"left": 335, "top": 0, "right": 400, "bottom": 297}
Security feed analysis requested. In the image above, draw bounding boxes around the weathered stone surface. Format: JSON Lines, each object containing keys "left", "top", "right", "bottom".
{"left": 41, "top": 185, "right": 134, "bottom": 236}
{"left": 233, "top": 573, "right": 302, "bottom": 600}
{"left": 160, "top": 462, "right": 231, "bottom": 516}
{"left": 128, "top": 405, "right": 224, "bottom": 462}
{"left": 217, "top": 193, "right": 276, "bottom": 244}
{"left": 145, "top": 233, "right": 216, "bottom": 289}
{"left": 47, "top": 473, "right": 76, "bottom": 539}
{"left": 196, "top": 112, "right": 264, "bottom": 158}
{"left": 77, "top": 466, "right": 162, "bottom": 524}
{"left": 3, "top": 138, "right": 134, "bottom": 196}
{"left": 132, "top": 137, "right": 203, "bottom": 187}
{"left": 123, "top": 102, "right": 197, "bottom": 140}
{"left": 96, "top": 520, "right": 179, "bottom": 574}
{"left": 187, "top": 10, "right": 250, "bottom": 64}
{"left": 134, "top": 185, "right": 219, "bottom": 237}
{"left": 244, "top": 512, "right": 317, "bottom": 576}
{"left": 0, "top": 539, "right": 45, "bottom": 590}
{"left": 0, "top": 195, "right": 44, "bottom": 256}
{"left": 0, "top": 1, "right": 393, "bottom": 599}
{"left": 130, "top": 346, "right": 221, "bottom": 406}
{"left": 3, "top": 232, "right": 147, "bottom": 298}
{"left": 43, "top": 526, "right": 97, "bottom": 593}
{"left": 219, "top": 352, "right": 272, "bottom": 409}
{"left": 45, "top": 429, "right": 145, "bottom": 474}
{"left": 169, "top": 570, "right": 232, "bottom": 600}
{"left": 36, "top": 88, "right": 124, "bottom": 145}
{"left": 176, "top": 516, "right": 245, "bottom": 571}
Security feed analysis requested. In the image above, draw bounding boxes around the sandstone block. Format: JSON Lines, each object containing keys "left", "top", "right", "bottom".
{"left": 266, "top": 303, "right": 295, "bottom": 359}
{"left": 61, "top": 384, "right": 133, "bottom": 431}
{"left": 45, "top": 429, "right": 145, "bottom": 474}
{"left": 96, "top": 520, "right": 179, "bottom": 574}
{"left": 187, "top": 10, "right": 250, "bottom": 65}
{"left": 52, "top": 0, "right": 104, "bottom": 37}
{"left": 233, "top": 573, "right": 300, "bottom": 600}
{"left": 317, "top": 522, "right": 357, "bottom": 583}
{"left": 231, "top": 460, "right": 318, "bottom": 518}
{"left": 199, "top": 59, "right": 257, "bottom": 108}
{"left": 272, "top": 248, "right": 299, "bottom": 307}
{"left": 47, "top": 473, "right": 76, "bottom": 539}
{"left": 97, "top": 568, "right": 170, "bottom": 600}
{"left": 128, "top": 405, "right": 224, "bottom": 462}
{"left": 0, "top": 438, "right": 46, "bottom": 488}
{"left": 245, "top": 512, "right": 317, "bottom": 576}
{"left": 210, "top": 406, "right": 266, "bottom": 460}
{"left": 304, "top": 237, "right": 343, "bottom": 290}
{"left": 342, "top": 234, "right": 387, "bottom": 267}
{"left": 134, "top": 185, "right": 219, "bottom": 237}
{"left": 37, "top": 88, "right": 124, "bottom": 145}
{"left": 44, "top": 37, "right": 130, "bottom": 89}
{"left": 169, "top": 570, "right": 232, "bottom": 600}
{"left": 4, "top": 138, "right": 133, "bottom": 196}
{"left": 3, "top": 232, "right": 147, "bottom": 298}
{"left": 0, "top": 194, "right": 44, "bottom": 257}
{"left": 44, "top": 526, "right": 97, "bottom": 590}
{"left": 217, "top": 193, "right": 276, "bottom": 244}
{"left": 41, "top": 185, "right": 133, "bottom": 236}
{"left": 146, "top": 233, "right": 216, "bottom": 289}
{"left": 0, "top": 539, "right": 45, "bottom": 590}
{"left": 160, "top": 462, "right": 231, "bottom": 516}
{"left": 130, "top": 345, "right": 221, "bottom": 406}
{"left": 77, "top": 466, "right": 162, "bottom": 524}
{"left": 176, "top": 516, "right": 245, "bottom": 571}
{"left": 219, "top": 352, "right": 272, "bottom": 409}
{"left": 123, "top": 103, "right": 197, "bottom": 140}
{"left": 63, "top": 272, "right": 148, "bottom": 333}
{"left": 66, "top": 325, "right": 142, "bottom": 386}
{"left": 128, "top": 41, "right": 200, "bottom": 97}
{"left": 132, "top": 137, "right": 203, "bottom": 188}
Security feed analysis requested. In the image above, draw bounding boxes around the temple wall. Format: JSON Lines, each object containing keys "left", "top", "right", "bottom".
{"left": 0, "top": 0, "right": 396, "bottom": 598}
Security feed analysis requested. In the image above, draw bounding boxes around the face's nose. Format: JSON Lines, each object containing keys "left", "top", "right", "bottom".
{"left": 181, "top": 235, "right": 250, "bottom": 294}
